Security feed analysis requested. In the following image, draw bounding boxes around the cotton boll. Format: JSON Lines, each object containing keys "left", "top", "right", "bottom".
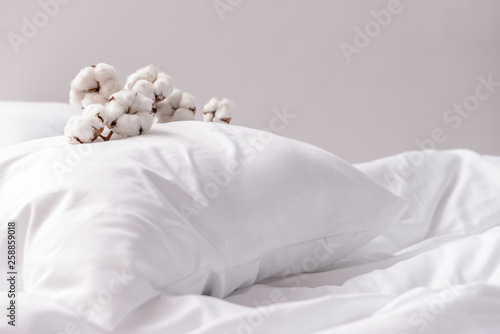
{"left": 155, "top": 100, "right": 175, "bottom": 123}
{"left": 94, "top": 63, "right": 118, "bottom": 84}
{"left": 94, "top": 63, "right": 121, "bottom": 98}
{"left": 166, "top": 88, "right": 182, "bottom": 109}
{"left": 157, "top": 89, "right": 196, "bottom": 123}
{"left": 69, "top": 90, "right": 86, "bottom": 109}
{"left": 213, "top": 98, "right": 234, "bottom": 123}
{"left": 154, "top": 73, "right": 173, "bottom": 98}
{"left": 110, "top": 110, "right": 153, "bottom": 137}
{"left": 105, "top": 100, "right": 127, "bottom": 127}
{"left": 156, "top": 114, "right": 173, "bottom": 123}
{"left": 106, "top": 89, "right": 153, "bottom": 134}
{"left": 127, "top": 65, "right": 174, "bottom": 107}
{"left": 203, "top": 112, "right": 214, "bottom": 122}
{"left": 203, "top": 97, "right": 219, "bottom": 122}
{"left": 130, "top": 93, "right": 154, "bottom": 114}
{"left": 131, "top": 80, "right": 155, "bottom": 100}
{"left": 83, "top": 104, "right": 107, "bottom": 123}
{"left": 71, "top": 66, "right": 97, "bottom": 92}
{"left": 82, "top": 104, "right": 108, "bottom": 135}
{"left": 134, "top": 65, "right": 158, "bottom": 85}
{"left": 203, "top": 97, "right": 219, "bottom": 113}
{"left": 70, "top": 66, "right": 99, "bottom": 109}
{"left": 125, "top": 65, "right": 159, "bottom": 90}
{"left": 136, "top": 110, "right": 154, "bottom": 132}
{"left": 64, "top": 113, "right": 104, "bottom": 144}
{"left": 98, "top": 78, "right": 122, "bottom": 99}
{"left": 112, "top": 114, "right": 142, "bottom": 137}
{"left": 66, "top": 63, "right": 162, "bottom": 143}
{"left": 202, "top": 97, "right": 234, "bottom": 123}
{"left": 171, "top": 108, "right": 196, "bottom": 122}
{"left": 109, "top": 90, "right": 137, "bottom": 109}
{"left": 81, "top": 92, "right": 109, "bottom": 109}
{"left": 64, "top": 115, "right": 80, "bottom": 136}
{"left": 179, "top": 92, "right": 196, "bottom": 112}
{"left": 69, "top": 63, "right": 122, "bottom": 109}
{"left": 86, "top": 113, "right": 105, "bottom": 131}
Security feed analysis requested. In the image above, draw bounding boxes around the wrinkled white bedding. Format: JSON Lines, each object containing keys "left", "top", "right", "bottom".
{"left": 0, "top": 101, "right": 81, "bottom": 148}
{"left": 1, "top": 127, "right": 499, "bottom": 333}
{"left": 224, "top": 150, "right": 500, "bottom": 334}
{"left": 0, "top": 121, "right": 410, "bottom": 331}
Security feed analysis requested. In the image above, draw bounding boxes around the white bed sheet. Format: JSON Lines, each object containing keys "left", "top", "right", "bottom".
{"left": 1, "top": 149, "right": 500, "bottom": 334}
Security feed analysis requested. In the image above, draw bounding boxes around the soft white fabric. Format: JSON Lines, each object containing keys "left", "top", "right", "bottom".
{"left": 219, "top": 150, "right": 500, "bottom": 334}
{"left": 0, "top": 122, "right": 408, "bottom": 331}
{"left": 0, "top": 149, "right": 498, "bottom": 334}
{"left": 0, "top": 101, "right": 82, "bottom": 148}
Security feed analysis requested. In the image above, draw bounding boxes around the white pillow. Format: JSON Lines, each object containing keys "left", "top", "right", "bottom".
{"left": 0, "top": 101, "right": 81, "bottom": 148}
{"left": 0, "top": 122, "right": 409, "bottom": 330}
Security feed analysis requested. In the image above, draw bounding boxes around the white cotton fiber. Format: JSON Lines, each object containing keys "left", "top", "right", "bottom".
{"left": 126, "top": 65, "right": 158, "bottom": 89}
{"left": 81, "top": 92, "right": 109, "bottom": 109}
{"left": 154, "top": 73, "right": 173, "bottom": 98}
{"left": 111, "top": 110, "right": 153, "bottom": 138}
{"left": 166, "top": 88, "right": 182, "bottom": 109}
{"left": 131, "top": 80, "right": 155, "bottom": 100}
{"left": 203, "top": 113, "right": 214, "bottom": 122}
{"left": 136, "top": 110, "right": 154, "bottom": 132}
{"left": 69, "top": 63, "right": 122, "bottom": 109}
{"left": 156, "top": 89, "right": 196, "bottom": 123}
{"left": 171, "top": 108, "right": 196, "bottom": 122}
{"left": 71, "top": 66, "right": 96, "bottom": 92}
{"left": 94, "top": 63, "right": 122, "bottom": 98}
{"left": 203, "top": 97, "right": 219, "bottom": 113}
{"left": 203, "top": 97, "right": 219, "bottom": 122}
{"left": 109, "top": 90, "right": 136, "bottom": 109}
{"left": 126, "top": 65, "right": 173, "bottom": 106}
{"left": 69, "top": 90, "right": 86, "bottom": 109}
{"left": 83, "top": 111, "right": 105, "bottom": 130}
{"left": 130, "top": 93, "right": 154, "bottom": 114}
{"left": 65, "top": 115, "right": 88, "bottom": 144}
{"left": 203, "top": 97, "right": 234, "bottom": 123}
{"left": 112, "top": 114, "right": 142, "bottom": 137}
{"left": 105, "top": 100, "right": 126, "bottom": 127}
{"left": 94, "top": 63, "right": 117, "bottom": 83}
{"left": 179, "top": 92, "right": 196, "bottom": 112}
{"left": 155, "top": 100, "right": 175, "bottom": 123}
{"left": 64, "top": 113, "right": 104, "bottom": 144}
{"left": 65, "top": 62, "right": 210, "bottom": 143}
{"left": 105, "top": 89, "right": 154, "bottom": 136}
{"left": 213, "top": 98, "right": 234, "bottom": 123}
{"left": 82, "top": 104, "right": 107, "bottom": 123}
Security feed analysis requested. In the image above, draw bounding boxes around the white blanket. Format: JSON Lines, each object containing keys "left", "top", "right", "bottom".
{"left": 1, "top": 144, "right": 499, "bottom": 333}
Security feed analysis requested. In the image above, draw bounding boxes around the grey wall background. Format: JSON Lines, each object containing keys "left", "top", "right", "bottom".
{"left": 1, "top": 0, "right": 499, "bottom": 162}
